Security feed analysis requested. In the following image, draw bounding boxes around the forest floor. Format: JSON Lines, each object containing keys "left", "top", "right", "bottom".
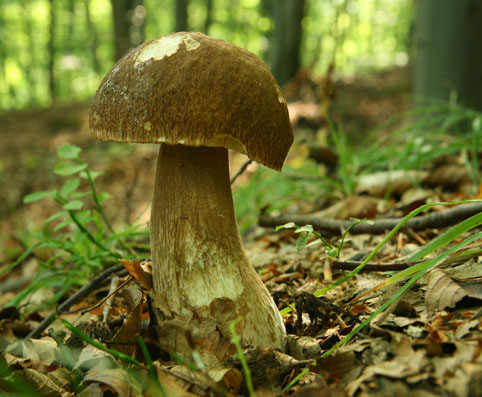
{"left": 1, "top": 66, "right": 481, "bottom": 396}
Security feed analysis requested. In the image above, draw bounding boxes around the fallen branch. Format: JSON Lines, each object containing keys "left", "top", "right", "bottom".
{"left": 331, "top": 260, "right": 420, "bottom": 271}
{"left": 26, "top": 263, "right": 127, "bottom": 339}
{"left": 259, "top": 202, "right": 482, "bottom": 235}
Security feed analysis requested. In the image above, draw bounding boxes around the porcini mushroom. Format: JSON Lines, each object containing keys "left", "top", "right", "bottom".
{"left": 89, "top": 32, "right": 293, "bottom": 366}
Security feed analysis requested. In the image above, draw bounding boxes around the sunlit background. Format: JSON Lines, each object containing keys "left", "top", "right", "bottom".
{"left": 0, "top": 0, "right": 413, "bottom": 110}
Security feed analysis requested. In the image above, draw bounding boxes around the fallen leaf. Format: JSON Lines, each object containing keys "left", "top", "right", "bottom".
{"left": 120, "top": 259, "right": 153, "bottom": 290}
{"left": 426, "top": 269, "right": 467, "bottom": 313}
{"left": 285, "top": 335, "right": 321, "bottom": 360}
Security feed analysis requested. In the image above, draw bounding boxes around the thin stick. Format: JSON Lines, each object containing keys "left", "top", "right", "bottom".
{"left": 259, "top": 202, "right": 482, "bottom": 235}
{"left": 331, "top": 260, "right": 424, "bottom": 271}
{"left": 230, "top": 159, "right": 253, "bottom": 184}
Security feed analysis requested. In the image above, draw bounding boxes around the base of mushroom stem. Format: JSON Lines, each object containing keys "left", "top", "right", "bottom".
{"left": 150, "top": 291, "right": 286, "bottom": 368}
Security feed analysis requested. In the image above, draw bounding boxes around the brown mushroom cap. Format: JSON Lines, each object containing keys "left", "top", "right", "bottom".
{"left": 89, "top": 32, "right": 293, "bottom": 171}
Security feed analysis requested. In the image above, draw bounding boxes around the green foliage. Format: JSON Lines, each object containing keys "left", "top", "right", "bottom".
{"left": 329, "top": 122, "right": 360, "bottom": 196}
{"left": 276, "top": 218, "right": 372, "bottom": 258}
{"left": 229, "top": 317, "right": 255, "bottom": 397}
{"left": 234, "top": 103, "right": 482, "bottom": 233}
{"left": 363, "top": 103, "right": 482, "bottom": 185}
{"left": 233, "top": 162, "right": 328, "bottom": 233}
{"left": 10, "top": 144, "right": 146, "bottom": 311}
{"left": 1, "top": 0, "right": 414, "bottom": 110}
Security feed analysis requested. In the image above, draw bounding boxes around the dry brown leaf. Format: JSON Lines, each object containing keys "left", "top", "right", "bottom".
{"left": 454, "top": 319, "right": 479, "bottom": 340}
{"left": 423, "top": 163, "right": 471, "bottom": 188}
{"left": 83, "top": 367, "right": 131, "bottom": 396}
{"left": 4, "top": 338, "right": 58, "bottom": 367}
{"left": 448, "top": 363, "right": 482, "bottom": 397}
{"left": 346, "top": 336, "right": 428, "bottom": 396}
{"left": 357, "top": 170, "right": 428, "bottom": 197}
{"left": 120, "top": 259, "right": 153, "bottom": 290}
{"left": 161, "top": 364, "right": 234, "bottom": 396}
{"left": 207, "top": 367, "right": 243, "bottom": 396}
{"left": 110, "top": 288, "right": 144, "bottom": 356}
{"left": 74, "top": 345, "right": 114, "bottom": 372}
{"left": 77, "top": 383, "right": 104, "bottom": 397}
{"left": 286, "top": 334, "right": 321, "bottom": 360}
{"left": 226, "top": 346, "right": 311, "bottom": 393}
{"left": 310, "top": 350, "right": 361, "bottom": 381}
{"left": 315, "top": 195, "right": 378, "bottom": 220}
{"left": 426, "top": 269, "right": 467, "bottom": 313}
{"left": 86, "top": 365, "right": 194, "bottom": 397}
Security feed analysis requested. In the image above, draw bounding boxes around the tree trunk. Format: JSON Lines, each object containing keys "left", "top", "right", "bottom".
{"left": 414, "top": 0, "right": 482, "bottom": 110}
{"left": 84, "top": 0, "right": 100, "bottom": 73}
{"left": 21, "top": 0, "right": 35, "bottom": 103}
{"left": 204, "top": 0, "right": 213, "bottom": 34}
{"left": 66, "top": 0, "right": 75, "bottom": 53}
{"left": 175, "top": 0, "right": 188, "bottom": 31}
{"left": 48, "top": 0, "right": 56, "bottom": 101}
{"left": 111, "top": 0, "right": 146, "bottom": 60}
{"left": 269, "top": 0, "right": 305, "bottom": 87}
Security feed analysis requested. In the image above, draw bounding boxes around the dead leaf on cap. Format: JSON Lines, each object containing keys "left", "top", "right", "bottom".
{"left": 120, "top": 259, "right": 153, "bottom": 289}
{"left": 426, "top": 269, "right": 467, "bottom": 313}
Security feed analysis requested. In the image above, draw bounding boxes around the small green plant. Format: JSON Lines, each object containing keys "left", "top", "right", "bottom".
{"left": 276, "top": 218, "right": 371, "bottom": 259}
{"left": 329, "top": 122, "right": 360, "bottom": 196}
{"left": 5, "top": 144, "right": 147, "bottom": 311}
{"left": 229, "top": 317, "right": 255, "bottom": 397}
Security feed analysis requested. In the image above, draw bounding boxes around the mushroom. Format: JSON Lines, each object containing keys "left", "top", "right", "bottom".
{"left": 89, "top": 32, "right": 293, "bottom": 366}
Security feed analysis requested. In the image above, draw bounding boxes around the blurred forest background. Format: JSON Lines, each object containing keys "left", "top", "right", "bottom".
{"left": 2, "top": 0, "right": 482, "bottom": 249}
{"left": 1, "top": 0, "right": 415, "bottom": 109}
{"left": 2, "top": 0, "right": 482, "bottom": 112}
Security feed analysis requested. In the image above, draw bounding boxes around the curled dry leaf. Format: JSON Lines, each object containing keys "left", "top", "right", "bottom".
{"left": 110, "top": 287, "right": 145, "bottom": 356}
{"left": 4, "top": 338, "right": 58, "bottom": 367}
{"left": 161, "top": 364, "right": 240, "bottom": 396}
{"left": 314, "top": 195, "right": 378, "bottom": 220}
{"left": 309, "top": 350, "right": 360, "bottom": 381}
{"left": 426, "top": 269, "right": 467, "bottom": 313}
{"left": 83, "top": 367, "right": 130, "bottom": 396}
{"left": 423, "top": 163, "right": 471, "bottom": 188}
{"left": 286, "top": 334, "right": 321, "bottom": 360}
{"left": 119, "top": 259, "right": 153, "bottom": 290}
{"left": 226, "top": 346, "right": 311, "bottom": 393}
{"left": 357, "top": 170, "right": 428, "bottom": 197}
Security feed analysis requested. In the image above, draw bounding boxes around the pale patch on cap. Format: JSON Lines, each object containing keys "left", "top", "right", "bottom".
{"left": 135, "top": 34, "right": 201, "bottom": 67}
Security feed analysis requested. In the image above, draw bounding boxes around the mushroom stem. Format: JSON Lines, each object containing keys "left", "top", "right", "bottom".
{"left": 150, "top": 144, "right": 286, "bottom": 365}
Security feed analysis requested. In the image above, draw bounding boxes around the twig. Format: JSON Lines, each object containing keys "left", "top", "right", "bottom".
{"left": 331, "top": 259, "right": 425, "bottom": 272}
{"left": 84, "top": 276, "right": 132, "bottom": 317}
{"left": 102, "top": 274, "right": 121, "bottom": 322}
{"left": 230, "top": 159, "right": 253, "bottom": 184}
{"left": 259, "top": 202, "right": 482, "bottom": 235}
{"left": 26, "top": 264, "right": 127, "bottom": 339}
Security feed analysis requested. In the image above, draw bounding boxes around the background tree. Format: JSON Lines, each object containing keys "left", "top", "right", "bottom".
{"left": 269, "top": 0, "right": 305, "bottom": 86}
{"left": 84, "top": 0, "right": 100, "bottom": 73}
{"left": 48, "top": 0, "right": 56, "bottom": 100}
{"left": 175, "top": 0, "right": 189, "bottom": 32}
{"left": 204, "top": 0, "right": 213, "bottom": 34}
{"left": 413, "top": 0, "right": 482, "bottom": 110}
{"left": 112, "top": 0, "right": 146, "bottom": 61}
{"left": 0, "top": 0, "right": 415, "bottom": 110}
